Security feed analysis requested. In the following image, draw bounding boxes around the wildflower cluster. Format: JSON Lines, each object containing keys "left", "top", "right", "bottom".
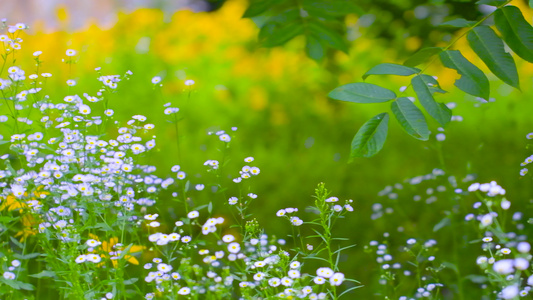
{"left": 0, "top": 20, "right": 359, "bottom": 299}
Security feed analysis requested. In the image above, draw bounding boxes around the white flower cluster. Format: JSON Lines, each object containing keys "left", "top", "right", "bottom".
{"left": 2, "top": 260, "right": 21, "bottom": 281}
{"left": 467, "top": 181, "right": 506, "bottom": 197}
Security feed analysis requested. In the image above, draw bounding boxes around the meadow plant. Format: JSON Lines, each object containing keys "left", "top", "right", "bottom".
{"left": 0, "top": 21, "right": 359, "bottom": 299}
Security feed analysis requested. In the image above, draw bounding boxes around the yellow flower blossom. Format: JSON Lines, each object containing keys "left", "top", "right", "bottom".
{"left": 88, "top": 234, "right": 144, "bottom": 267}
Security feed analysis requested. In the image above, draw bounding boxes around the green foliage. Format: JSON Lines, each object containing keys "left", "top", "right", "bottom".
{"left": 411, "top": 74, "right": 451, "bottom": 127}
{"left": 328, "top": 0, "right": 533, "bottom": 159}
{"left": 328, "top": 82, "right": 396, "bottom": 103}
{"left": 467, "top": 26, "right": 520, "bottom": 89}
{"left": 362, "top": 63, "right": 420, "bottom": 80}
{"left": 439, "top": 18, "right": 476, "bottom": 28}
{"left": 439, "top": 50, "right": 489, "bottom": 99}
{"left": 243, "top": 0, "right": 359, "bottom": 60}
{"left": 350, "top": 112, "right": 389, "bottom": 159}
{"left": 494, "top": 6, "right": 533, "bottom": 63}
{"left": 403, "top": 47, "right": 443, "bottom": 67}
{"left": 390, "top": 97, "right": 429, "bottom": 141}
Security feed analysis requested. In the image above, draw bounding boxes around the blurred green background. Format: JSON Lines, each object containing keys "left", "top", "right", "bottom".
{"left": 4, "top": 0, "right": 533, "bottom": 297}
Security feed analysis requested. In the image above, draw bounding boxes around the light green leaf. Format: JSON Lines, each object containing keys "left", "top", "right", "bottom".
{"left": 302, "top": 0, "right": 363, "bottom": 17}
{"left": 433, "top": 217, "right": 451, "bottom": 232}
{"left": 439, "top": 50, "right": 490, "bottom": 99}
{"left": 439, "top": 18, "right": 476, "bottom": 28}
{"left": 442, "top": 261, "right": 459, "bottom": 273}
{"left": 306, "top": 35, "right": 325, "bottom": 61}
{"left": 494, "top": 6, "right": 533, "bottom": 63}
{"left": 18, "top": 282, "right": 35, "bottom": 291}
{"left": 363, "top": 63, "right": 420, "bottom": 80}
{"left": 467, "top": 26, "right": 520, "bottom": 89}
{"left": 123, "top": 278, "right": 139, "bottom": 285}
{"left": 308, "top": 21, "right": 348, "bottom": 53}
{"left": 350, "top": 113, "right": 389, "bottom": 159}
{"left": 403, "top": 47, "right": 443, "bottom": 67}
{"left": 260, "top": 21, "right": 304, "bottom": 47}
{"left": 29, "top": 270, "right": 56, "bottom": 279}
{"left": 465, "top": 274, "right": 488, "bottom": 283}
{"left": 13, "top": 252, "right": 41, "bottom": 260}
{"left": 0, "top": 278, "right": 35, "bottom": 291}
{"left": 242, "top": 0, "right": 276, "bottom": 18}
{"left": 10, "top": 236, "right": 24, "bottom": 249}
{"left": 391, "top": 97, "right": 430, "bottom": 141}
{"left": 93, "top": 222, "right": 113, "bottom": 231}
{"left": 328, "top": 82, "right": 396, "bottom": 103}
{"left": 411, "top": 75, "right": 452, "bottom": 126}
{"left": 476, "top": 0, "right": 506, "bottom": 6}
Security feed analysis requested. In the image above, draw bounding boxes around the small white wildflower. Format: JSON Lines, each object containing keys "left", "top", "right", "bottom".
{"left": 330, "top": 272, "right": 345, "bottom": 286}
{"left": 480, "top": 214, "right": 493, "bottom": 227}
{"left": 501, "top": 285, "right": 519, "bottom": 299}
{"left": 514, "top": 258, "right": 529, "bottom": 270}
{"left": 228, "top": 242, "right": 241, "bottom": 254}
{"left": 219, "top": 134, "right": 231, "bottom": 142}
{"left": 75, "top": 255, "right": 87, "bottom": 264}
{"left": 222, "top": 235, "right": 235, "bottom": 243}
{"left": 493, "top": 259, "right": 514, "bottom": 274}
{"left": 66, "top": 49, "right": 77, "bottom": 56}
{"left": 3, "top": 271, "right": 15, "bottom": 280}
{"left": 517, "top": 242, "right": 531, "bottom": 253}
{"left": 151, "top": 76, "right": 161, "bottom": 84}
{"left": 187, "top": 211, "right": 199, "bottom": 219}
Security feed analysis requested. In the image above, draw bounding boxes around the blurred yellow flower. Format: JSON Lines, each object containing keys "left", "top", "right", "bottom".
{"left": 0, "top": 187, "right": 46, "bottom": 241}
{"left": 89, "top": 234, "right": 144, "bottom": 267}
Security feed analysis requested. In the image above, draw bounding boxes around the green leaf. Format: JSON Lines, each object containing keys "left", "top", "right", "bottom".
{"left": 433, "top": 217, "right": 451, "bottom": 232}
{"left": 467, "top": 26, "right": 520, "bottom": 89}
{"left": 259, "top": 21, "right": 304, "bottom": 47}
{"left": 18, "top": 282, "right": 35, "bottom": 291}
{"left": 494, "top": 6, "right": 533, "bottom": 63}
{"left": 242, "top": 0, "right": 276, "bottom": 18}
{"left": 530, "top": 0, "right": 533, "bottom": 9}
{"left": 308, "top": 21, "right": 348, "bottom": 53}
{"left": 0, "top": 278, "right": 35, "bottom": 291}
{"left": 306, "top": 35, "right": 325, "bottom": 61}
{"left": 363, "top": 63, "right": 420, "bottom": 80}
{"left": 439, "top": 50, "right": 490, "bottom": 99}
{"left": 411, "top": 75, "right": 452, "bottom": 126}
{"left": 350, "top": 113, "right": 389, "bottom": 159}
{"left": 13, "top": 252, "right": 41, "bottom": 260}
{"left": 29, "top": 270, "right": 56, "bottom": 278}
{"left": 10, "top": 236, "right": 24, "bottom": 249}
{"left": 442, "top": 261, "right": 459, "bottom": 273}
{"left": 391, "top": 97, "right": 430, "bottom": 141}
{"left": 93, "top": 222, "right": 113, "bottom": 231}
{"left": 123, "top": 278, "right": 139, "bottom": 285}
{"left": 475, "top": 0, "right": 506, "bottom": 6}
{"left": 302, "top": 0, "right": 363, "bottom": 17}
{"left": 465, "top": 274, "right": 488, "bottom": 283}
{"left": 439, "top": 18, "right": 476, "bottom": 28}
{"left": 403, "top": 47, "right": 443, "bottom": 67}
{"left": 328, "top": 82, "right": 396, "bottom": 103}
